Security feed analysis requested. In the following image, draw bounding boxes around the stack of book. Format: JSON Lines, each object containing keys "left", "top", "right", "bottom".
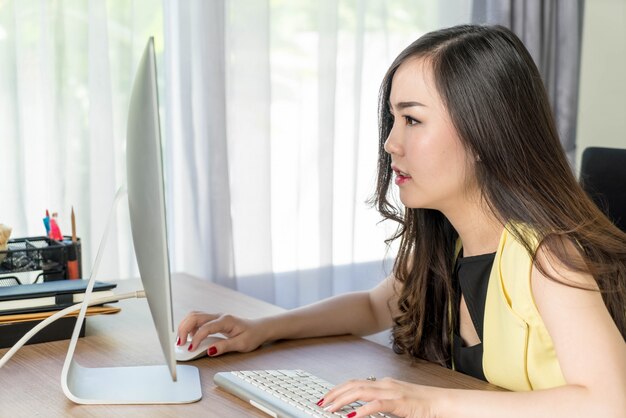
{"left": 0, "top": 280, "right": 119, "bottom": 348}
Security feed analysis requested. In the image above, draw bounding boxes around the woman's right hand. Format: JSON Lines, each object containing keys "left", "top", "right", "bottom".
{"left": 176, "top": 311, "right": 271, "bottom": 356}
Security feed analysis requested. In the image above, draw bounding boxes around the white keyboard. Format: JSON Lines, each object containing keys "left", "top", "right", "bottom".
{"left": 214, "top": 369, "right": 397, "bottom": 418}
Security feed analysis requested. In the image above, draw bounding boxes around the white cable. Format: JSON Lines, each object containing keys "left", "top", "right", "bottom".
{"left": 1, "top": 187, "right": 134, "bottom": 370}
{"left": 89, "top": 186, "right": 127, "bottom": 281}
{"left": 0, "top": 290, "right": 146, "bottom": 369}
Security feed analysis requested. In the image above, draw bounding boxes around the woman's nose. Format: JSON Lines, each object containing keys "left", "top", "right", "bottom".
{"left": 384, "top": 126, "right": 402, "bottom": 156}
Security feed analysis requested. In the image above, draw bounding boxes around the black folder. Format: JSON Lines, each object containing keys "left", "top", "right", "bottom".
{"left": 0, "top": 280, "right": 117, "bottom": 315}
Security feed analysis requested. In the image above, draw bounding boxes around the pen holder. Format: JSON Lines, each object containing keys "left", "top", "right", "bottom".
{"left": 0, "top": 236, "right": 82, "bottom": 285}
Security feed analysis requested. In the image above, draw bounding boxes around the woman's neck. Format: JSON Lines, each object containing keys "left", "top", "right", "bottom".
{"left": 442, "top": 200, "right": 504, "bottom": 257}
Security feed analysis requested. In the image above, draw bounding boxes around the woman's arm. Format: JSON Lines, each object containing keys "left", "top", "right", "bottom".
{"left": 264, "top": 273, "right": 400, "bottom": 341}
{"left": 322, "top": 246, "right": 626, "bottom": 418}
{"left": 177, "top": 273, "right": 400, "bottom": 355}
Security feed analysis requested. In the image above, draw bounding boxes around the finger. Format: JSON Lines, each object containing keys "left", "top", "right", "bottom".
{"left": 205, "top": 334, "right": 248, "bottom": 356}
{"left": 176, "top": 311, "right": 219, "bottom": 346}
{"left": 320, "top": 380, "right": 353, "bottom": 402}
{"left": 187, "top": 314, "right": 240, "bottom": 352}
{"left": 348, "top": 399, "right": 400, "bottom": 418}
{"left": 322, "top": 376, "right": 397, "bottom": 402}
{"left": 176, "top": 312, "right": 207, "bottom": 345}
{"left": 321, "top": 380, "right": 375, "bottom": 410}
{"left": 324, "top": 382, "right": 397, "bottom": 413}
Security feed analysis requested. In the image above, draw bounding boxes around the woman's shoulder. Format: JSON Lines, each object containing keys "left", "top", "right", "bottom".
{"left": 502, "top": 221, "right": 592, "bottom": 283}
{"left": 505, "top": 221, "right": 541, "bottom": 247}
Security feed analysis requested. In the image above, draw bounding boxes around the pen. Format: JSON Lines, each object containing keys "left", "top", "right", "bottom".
{"left": 43, "top": 209, "right": 51, "bottom": 236}
{"left": 67, "top": 207, "right": 79, "bottom": 279}
{"left": 71, "top": 207, "right": 77, "bottom": 243}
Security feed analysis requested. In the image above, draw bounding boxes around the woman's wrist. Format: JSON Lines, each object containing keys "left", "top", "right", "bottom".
{"left": 430, "top": 386, "right": 455, "bottom": 418}
{"left": 255, "top": 315, "right": 283, "bottom": 343}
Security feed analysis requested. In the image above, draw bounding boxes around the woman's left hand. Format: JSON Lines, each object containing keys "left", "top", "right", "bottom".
{"left": 320, "top": 377, "right": 442, "bottom": 418}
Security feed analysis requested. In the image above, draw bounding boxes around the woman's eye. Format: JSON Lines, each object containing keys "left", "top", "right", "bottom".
{"left": 403, "top": 115, "right": 420, "bottom": 126}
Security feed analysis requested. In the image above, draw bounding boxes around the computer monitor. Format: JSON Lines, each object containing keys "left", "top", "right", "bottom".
{"left": 126, "top": 35, "right": 177, "bottom": 381}
{"left": 60, "top": 37, "right": 202, "bottom": 404}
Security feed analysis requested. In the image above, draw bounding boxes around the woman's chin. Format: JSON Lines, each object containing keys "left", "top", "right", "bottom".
{"left": 398, "top": 195, "right": 435, "bottom": 210}
{"left": 399, "top": 198, "right": 426, "bottom": 209}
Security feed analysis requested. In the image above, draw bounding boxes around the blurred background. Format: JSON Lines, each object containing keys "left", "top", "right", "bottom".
{"left": 0, "top": 0, "right": 623, "bottom": 311}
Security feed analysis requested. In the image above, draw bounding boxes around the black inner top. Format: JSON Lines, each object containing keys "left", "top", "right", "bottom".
{"left": 452, "top": 251, "right": 496, "bottom": 382}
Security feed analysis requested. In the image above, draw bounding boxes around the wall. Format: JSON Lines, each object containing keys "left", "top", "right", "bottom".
{"left": 576, "top": 0, "right": 626, "bottom": 169}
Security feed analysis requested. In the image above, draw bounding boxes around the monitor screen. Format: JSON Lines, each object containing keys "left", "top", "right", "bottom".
{"left": 126, "top": 37, "right": 177, "bottom": 380}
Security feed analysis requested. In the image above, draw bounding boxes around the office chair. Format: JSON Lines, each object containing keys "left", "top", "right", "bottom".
{"left": 580, "top": 147, "right": 626, "bottom": 233}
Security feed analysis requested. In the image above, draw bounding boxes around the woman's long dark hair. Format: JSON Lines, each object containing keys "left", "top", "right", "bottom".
{"left": 372, "top": 25, "right": 626, "bottom": 367}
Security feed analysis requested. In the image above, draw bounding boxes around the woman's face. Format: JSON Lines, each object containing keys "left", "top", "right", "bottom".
{"left": 384, "top": 57, "right": 475, "bottom": 211}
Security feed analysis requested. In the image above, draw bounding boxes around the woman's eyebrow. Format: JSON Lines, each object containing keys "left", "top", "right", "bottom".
{"left": 388, "top": 100, "right": 427, "bottom": 110}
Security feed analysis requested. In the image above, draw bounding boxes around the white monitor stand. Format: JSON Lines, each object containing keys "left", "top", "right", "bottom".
{"left": 61, "top": 309, "right": 202, "bottom": 404}
{"left": 60, "top": 188, "right": 201, "bottom": 404}
{"left": 62, "top": 356, "right": 202, "bottom": 404}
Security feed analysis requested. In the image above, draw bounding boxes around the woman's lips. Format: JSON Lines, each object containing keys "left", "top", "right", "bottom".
{"left": 395, "top": 174, "right": 411, "bottom": 185}
{"left": 392, "top": 166, "right": 411, "bottom": 185}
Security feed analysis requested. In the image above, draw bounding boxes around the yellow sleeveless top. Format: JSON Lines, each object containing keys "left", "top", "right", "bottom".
{"left": 479, "top": 223, "right": 566, "bottom": 390}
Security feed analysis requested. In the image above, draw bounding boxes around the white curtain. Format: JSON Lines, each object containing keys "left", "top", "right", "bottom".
{"left": 1, "top": 0, "right": 471, "bottom": 307}
{"left": 164, "top": 0, "right": 472, "bottom": 307}
{"left": 0, "top": 1, "right": 162, "bottom": 282}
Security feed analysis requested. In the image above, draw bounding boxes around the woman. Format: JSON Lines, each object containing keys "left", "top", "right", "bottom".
{"left": 177, "top": 25, "right": 626, "bottom": 417}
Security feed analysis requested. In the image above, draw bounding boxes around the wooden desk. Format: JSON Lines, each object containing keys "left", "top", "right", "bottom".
{"left": 0, "top": 273, "right": 499, "bottom": 417}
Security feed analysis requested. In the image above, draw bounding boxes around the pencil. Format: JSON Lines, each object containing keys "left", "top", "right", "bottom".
{"left": 71, "top": 206, "right": 77, "bottom": 243}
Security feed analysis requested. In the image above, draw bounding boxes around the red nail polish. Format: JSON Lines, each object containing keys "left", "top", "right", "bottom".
{"left": 208, "top": 346, "right": 217, "bottom": 356}
{"left": 188, "top": 343, "right": 194, "bottom": 351}
{"left": 347, "top": 412, "right": 356, "bottom": 418}
{"left": 316, "top": 398, "right": 324, "bottom": 406}
{"left": 176, "top": 337, "right": 181, "bottom": 346}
